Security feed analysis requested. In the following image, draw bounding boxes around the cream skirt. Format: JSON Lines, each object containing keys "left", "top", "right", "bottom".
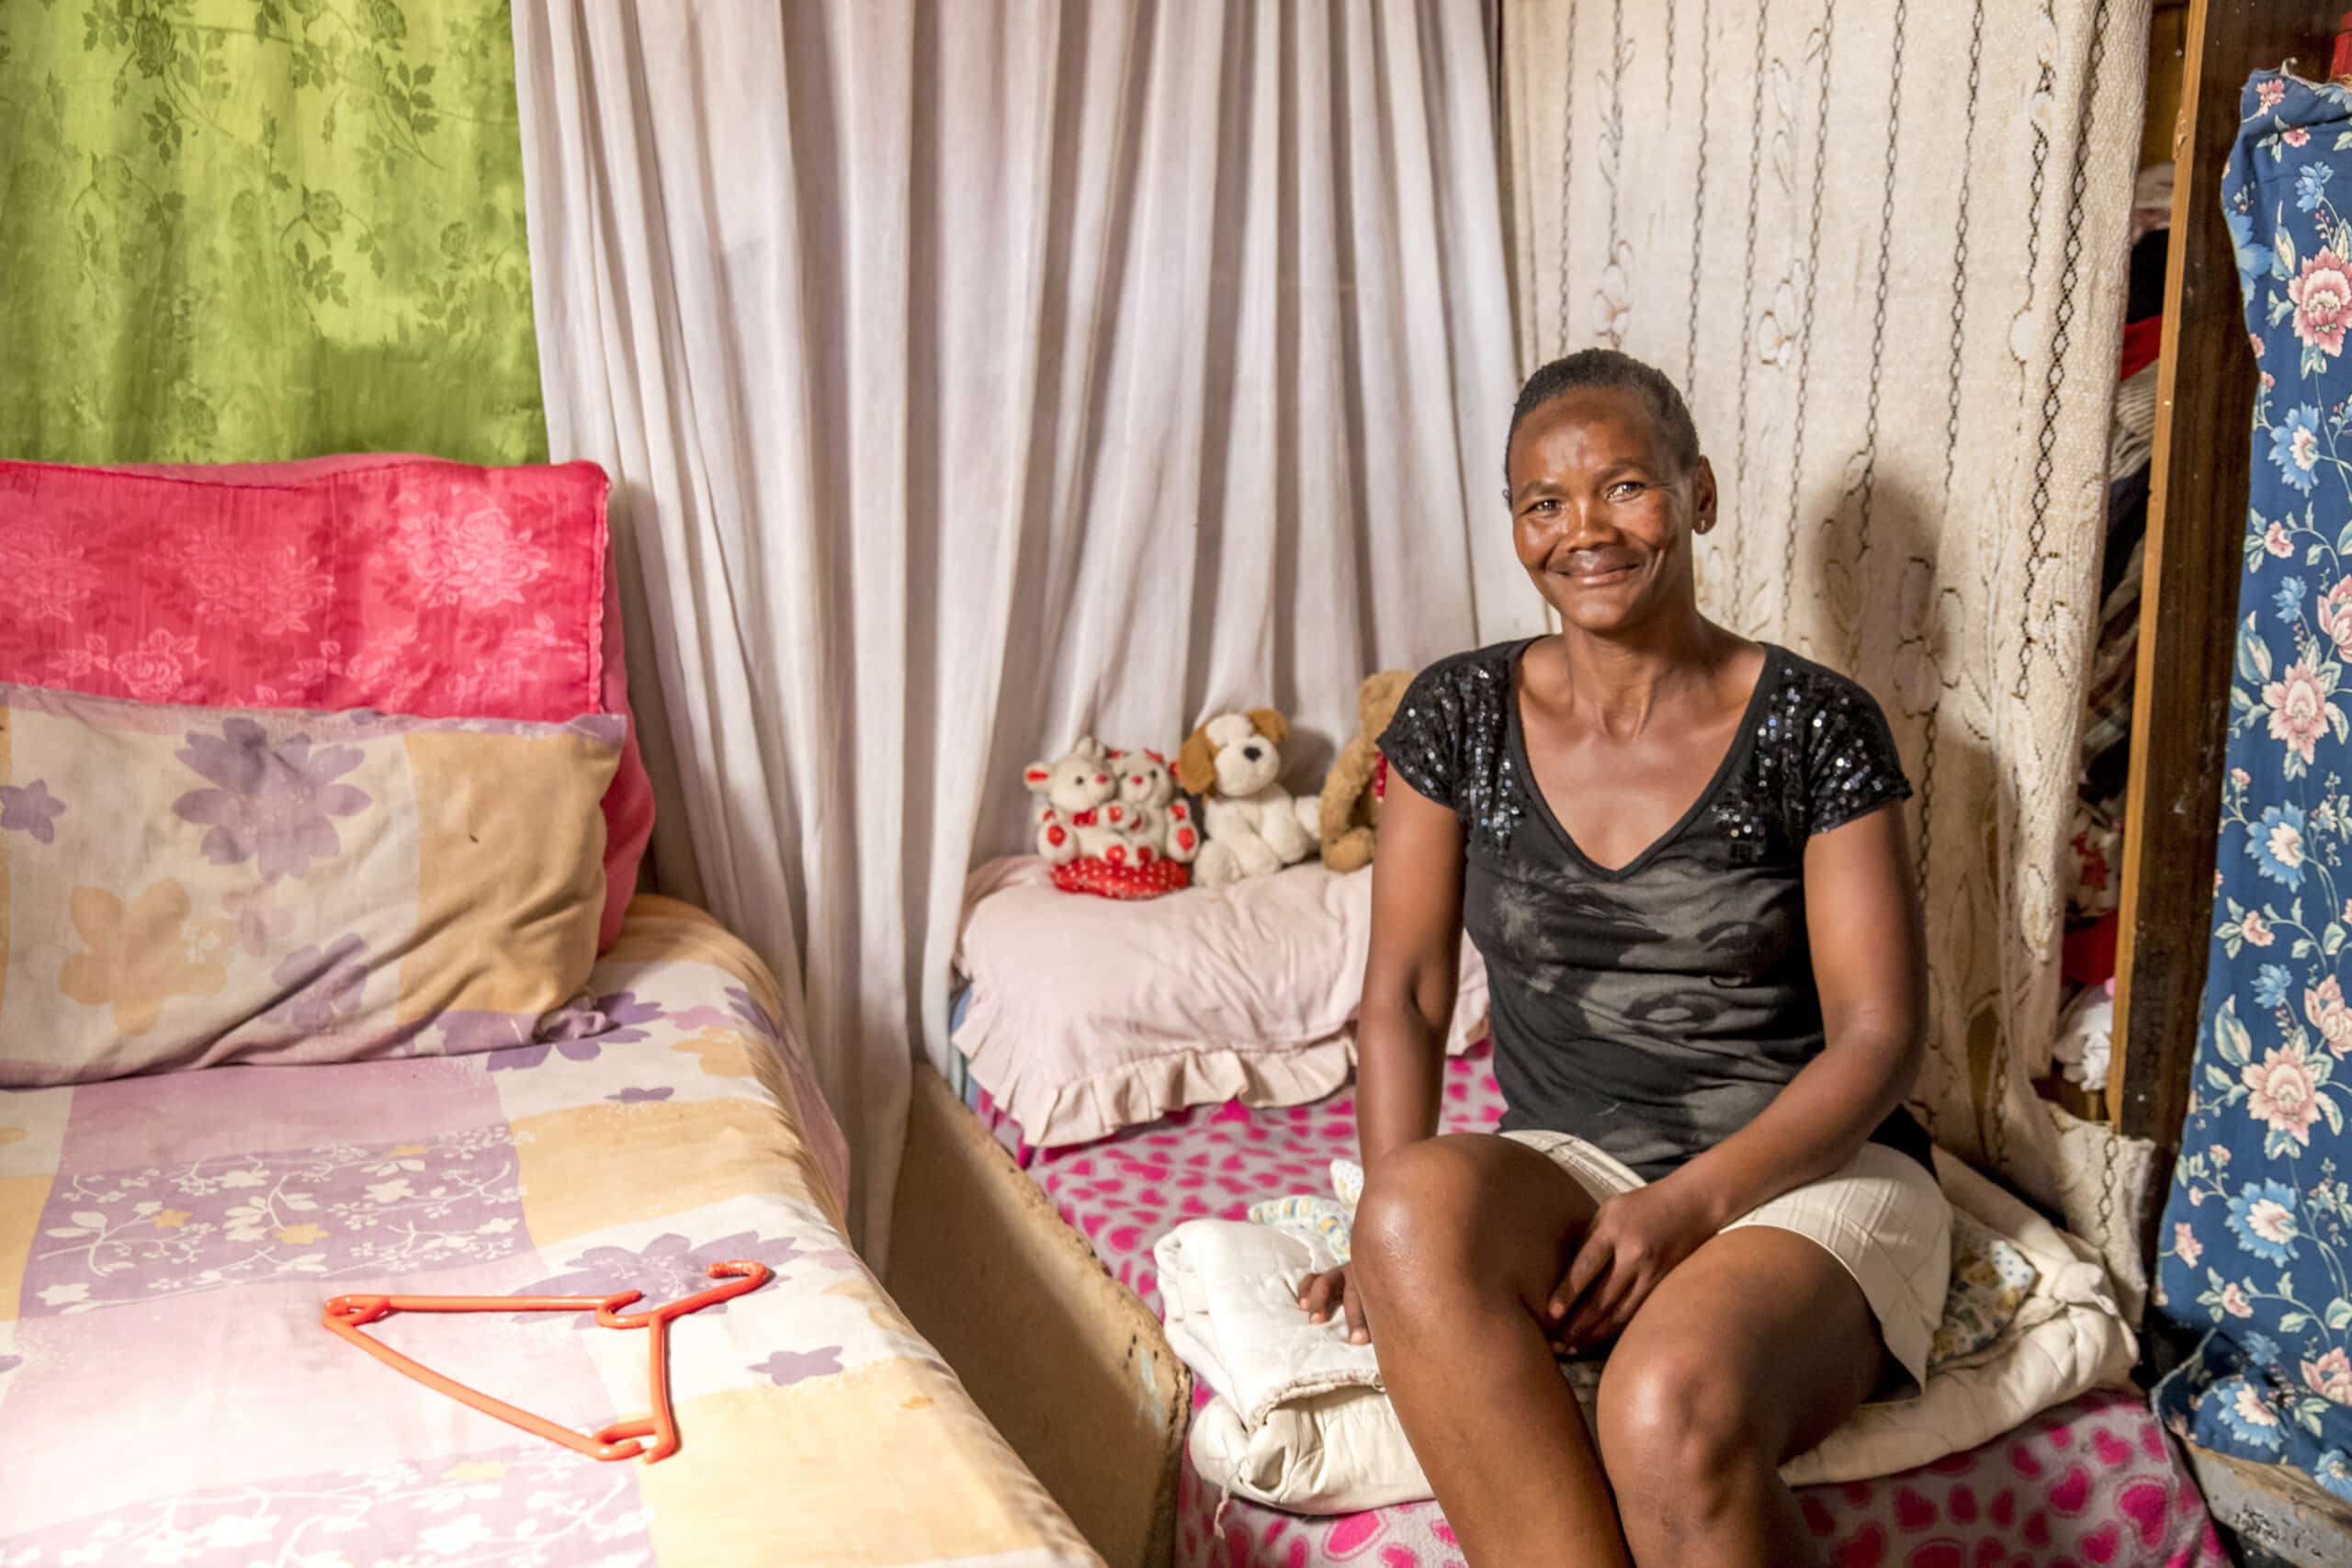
{"left": 1502, "top": 1130, "right": 1952, "bottom": 1398}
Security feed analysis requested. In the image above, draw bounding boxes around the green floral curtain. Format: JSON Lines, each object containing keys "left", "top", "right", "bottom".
{"left": 0, "top": 0, "right": 545, "bottom": 465}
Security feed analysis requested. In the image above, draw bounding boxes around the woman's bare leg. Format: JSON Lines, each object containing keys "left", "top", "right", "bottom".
{"left": 1594, "top": 1227, "right": 1885, "bottom": 1567}
{"left": 1348, "top": 1134, "right": 1624, "bottom": 1568}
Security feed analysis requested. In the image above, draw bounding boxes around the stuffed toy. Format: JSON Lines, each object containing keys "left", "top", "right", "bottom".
{"left": 1176, "top": 709, "right": 1319, "bottom": 887}
{"left": 1111, "top": 749, "right": 1201, "bottom": 865}
{"left": 1317, "top": 670, "right": 1412, "bottom": 874}
{"left": 1024, "top": 739, "right": 1192, "bottom": 899}
{"left": 1023, "top": 738, "right": 1125, "bottom": 863}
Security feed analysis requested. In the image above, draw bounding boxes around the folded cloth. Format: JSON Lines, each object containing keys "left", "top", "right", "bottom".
{"left": 1246, "top": 1159, "right": 1365, "bottom": 1262}
{"left": 1934, "top": 1207, "right": 2043, "bottom": 1363}
{"left": 1246, "top": 1194, "right": 1356, "bottom": 1262}
{"left": 1157, "top": 1150, "right": 2133, "bottom": 1514}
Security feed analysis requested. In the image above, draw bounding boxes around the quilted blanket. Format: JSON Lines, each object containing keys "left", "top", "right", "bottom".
{"left": 0, "top": 898, "right": 1093, "bottom": 1567}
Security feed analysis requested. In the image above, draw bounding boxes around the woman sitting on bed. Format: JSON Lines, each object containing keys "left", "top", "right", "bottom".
{"left": 1298, "top": 349, "right": 1950, "bottom": 1568}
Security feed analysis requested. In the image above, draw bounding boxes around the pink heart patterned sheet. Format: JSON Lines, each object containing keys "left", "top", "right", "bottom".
{"left": 1006, "top": 1043, "right": 2226, "bottom": 1568}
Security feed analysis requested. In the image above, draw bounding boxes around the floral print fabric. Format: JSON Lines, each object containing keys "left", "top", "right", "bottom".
{"left": 0, "top": 905, "right": 1088, "bottom": 1563}
{"left": 2154, "top": 70, "right": 2352, "bottom": 1500}
{"left": 0, "top": 0, "right": 543, "bottom": 467}
{"left": 0, "top": 681, "right": 619, "bottom": 1087}
{"left": 0, "top": 454, "right": 653, "bottom": 951}
{"left": 0, "top": 458, "right": 606, "bottom": 718}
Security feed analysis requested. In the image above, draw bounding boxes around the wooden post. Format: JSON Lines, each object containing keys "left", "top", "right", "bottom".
{"left": 2109, "top": 1, "right": 2318, "bottom": 1198}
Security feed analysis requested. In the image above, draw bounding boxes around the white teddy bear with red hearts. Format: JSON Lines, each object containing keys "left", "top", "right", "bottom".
{"left": 1109, "top": 748, "right": 1200, "bottom": 865}
{"left": 1023, "top": 739, "right": 1198, "bottom": 898}
{"left": 1023, "top": 738, "right": 1136, "bottom": 864}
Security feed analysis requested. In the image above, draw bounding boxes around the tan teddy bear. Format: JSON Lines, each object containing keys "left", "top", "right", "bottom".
{"left": 1317, "top": 670, "right": 1413, "bottom": 874}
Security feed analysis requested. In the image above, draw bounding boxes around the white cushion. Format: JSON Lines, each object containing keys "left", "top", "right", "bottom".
{"left": 953, "top": 857, "right": 1488, "bottom": 1149}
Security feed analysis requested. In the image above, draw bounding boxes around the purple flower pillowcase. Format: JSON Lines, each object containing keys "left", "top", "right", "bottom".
{"left": 0, "top": 682, "right": 622, "bottom": 1086}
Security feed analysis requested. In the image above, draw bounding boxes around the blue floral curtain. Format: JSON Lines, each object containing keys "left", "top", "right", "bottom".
{"left": 2153, "top": 69, "right": 2352, "bottom": 1500}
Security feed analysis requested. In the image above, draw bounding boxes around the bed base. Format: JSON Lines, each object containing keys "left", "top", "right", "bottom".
{"left": 887, "top": 1062, "right": 1189, "bottom": 1568}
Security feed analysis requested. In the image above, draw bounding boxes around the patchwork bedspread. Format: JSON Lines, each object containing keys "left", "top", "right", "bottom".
{"left": 0, "top": 899, "right": 1093, "bottom": 1567}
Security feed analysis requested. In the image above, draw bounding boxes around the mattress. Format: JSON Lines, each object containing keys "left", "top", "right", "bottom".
{"left": 1, "top": 899, "right": 1093, "bottom": 1567}
{"left": 998, "top": 1042, "right": 2224, "bottom": 1567}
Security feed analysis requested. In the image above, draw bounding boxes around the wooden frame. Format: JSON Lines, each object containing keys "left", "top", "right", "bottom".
{"left": 886, "top": 1064, "right": 1190, "bottom": 1568}
{"left": 2109, "top": 0, "right": 2317, "bottom": 1192}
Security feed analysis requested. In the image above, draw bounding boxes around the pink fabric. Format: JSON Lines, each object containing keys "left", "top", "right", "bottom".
{"left": 1014, "top": 1048, "right": 2226, "bottom": 1568}
{"left": 1173, "top": 1392, "right": 2228, "bottom": 1568}
{"left": 0, "top": 456, "right": 650, "bottom": 948}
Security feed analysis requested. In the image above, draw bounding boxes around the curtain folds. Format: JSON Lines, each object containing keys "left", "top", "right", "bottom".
{"left": 512, "top": 0, "right": 1529, "bottom": 1252}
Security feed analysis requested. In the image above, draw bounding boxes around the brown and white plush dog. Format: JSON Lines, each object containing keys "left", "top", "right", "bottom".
{"left": 1175, "top": 709, "right": 1319, "bottom": 886}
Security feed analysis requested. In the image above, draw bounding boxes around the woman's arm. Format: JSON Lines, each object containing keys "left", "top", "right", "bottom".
{"left": 1301, "top": 773, "right": 1465, "bottom": 1338}
{"left": 1550, "top": 801, "right": 1926, "bottom": 1349}
{"left": 1355, "top": 774, "right": 1468, "bottom": 1166}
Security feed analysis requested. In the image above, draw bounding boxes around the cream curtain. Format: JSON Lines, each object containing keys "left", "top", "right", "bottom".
{"left": 512, "top": 0, "right": 1529, "bottom": 1253}
{"left": 1502, "top": 0, "right": 2156, "bottom": 1300}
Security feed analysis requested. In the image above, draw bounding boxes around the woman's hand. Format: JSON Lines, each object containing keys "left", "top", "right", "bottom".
{"left": 1546, "top": 1179, "right": 1718, "bottom": 1351}
{"left": 1299, "top": 1264, "right": 1371, "bottom": 1343}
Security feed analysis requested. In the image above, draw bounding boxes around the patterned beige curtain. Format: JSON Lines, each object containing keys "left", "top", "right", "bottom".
{"left": 1500, "top": 0, "right": 2156, "bottom": 1295}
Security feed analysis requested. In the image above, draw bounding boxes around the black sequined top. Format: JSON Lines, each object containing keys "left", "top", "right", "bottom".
{"left": 1378, "top": 638, "right": 1932, "bottom": 1180}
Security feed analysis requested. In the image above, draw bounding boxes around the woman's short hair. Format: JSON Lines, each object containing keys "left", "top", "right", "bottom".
{"left": 1507, "top": 348, "right": 1702, "bottom": 481}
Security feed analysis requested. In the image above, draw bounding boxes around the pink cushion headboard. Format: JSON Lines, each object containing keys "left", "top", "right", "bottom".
{"left": 0, "top": 455, "right": 653, "bottom": 949}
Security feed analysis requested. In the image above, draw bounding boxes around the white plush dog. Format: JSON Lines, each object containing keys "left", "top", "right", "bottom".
{"left": 1176, "top": 709, "right": 1318, "bottom": 886}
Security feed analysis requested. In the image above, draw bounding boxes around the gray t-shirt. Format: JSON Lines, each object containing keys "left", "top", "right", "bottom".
{"left": 1380, "top": 639, "right": 1932, "bottom": 1181}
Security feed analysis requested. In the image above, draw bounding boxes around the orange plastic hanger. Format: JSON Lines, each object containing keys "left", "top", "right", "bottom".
{"left": 322, "top": 1260, "right": 771, "bottom": 1463}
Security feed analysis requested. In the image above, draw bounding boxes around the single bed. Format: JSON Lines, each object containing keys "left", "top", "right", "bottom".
{"left": 894, "top": 1029, "right": 2224, "bottom": 1568}
{"left": 0, "top": 898, "right": 1094, "bottom": 1567}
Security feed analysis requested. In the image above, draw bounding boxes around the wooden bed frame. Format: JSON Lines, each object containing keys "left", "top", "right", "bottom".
{"left": 885, "top": 1063, "right": 1190, "bottom": 1568}
{"left": 2109, "top": 0, "right": 2312, "bottom": 1246}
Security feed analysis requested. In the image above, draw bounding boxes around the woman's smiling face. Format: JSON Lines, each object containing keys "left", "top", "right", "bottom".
{"left": 1508, "top": 385, "right": 1715, "bottom": 636}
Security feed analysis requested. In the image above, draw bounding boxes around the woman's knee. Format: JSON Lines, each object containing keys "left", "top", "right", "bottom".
{"left": 1351, "top": 1137, "right": 1488, "bottom": 1293}
{"left": 1351, "top": 1134, "right": 1586, "bottom": 1332}
{"left": 1595, "top": 1342, "right": 1770, "bottom": 1503}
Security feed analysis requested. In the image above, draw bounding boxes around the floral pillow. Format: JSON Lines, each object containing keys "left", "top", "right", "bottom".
{"left": 0, "top": 456, "right": 652, "bottom": 953}
{"left": 0, "top": 682, "right": 620, "bottom": 1086}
